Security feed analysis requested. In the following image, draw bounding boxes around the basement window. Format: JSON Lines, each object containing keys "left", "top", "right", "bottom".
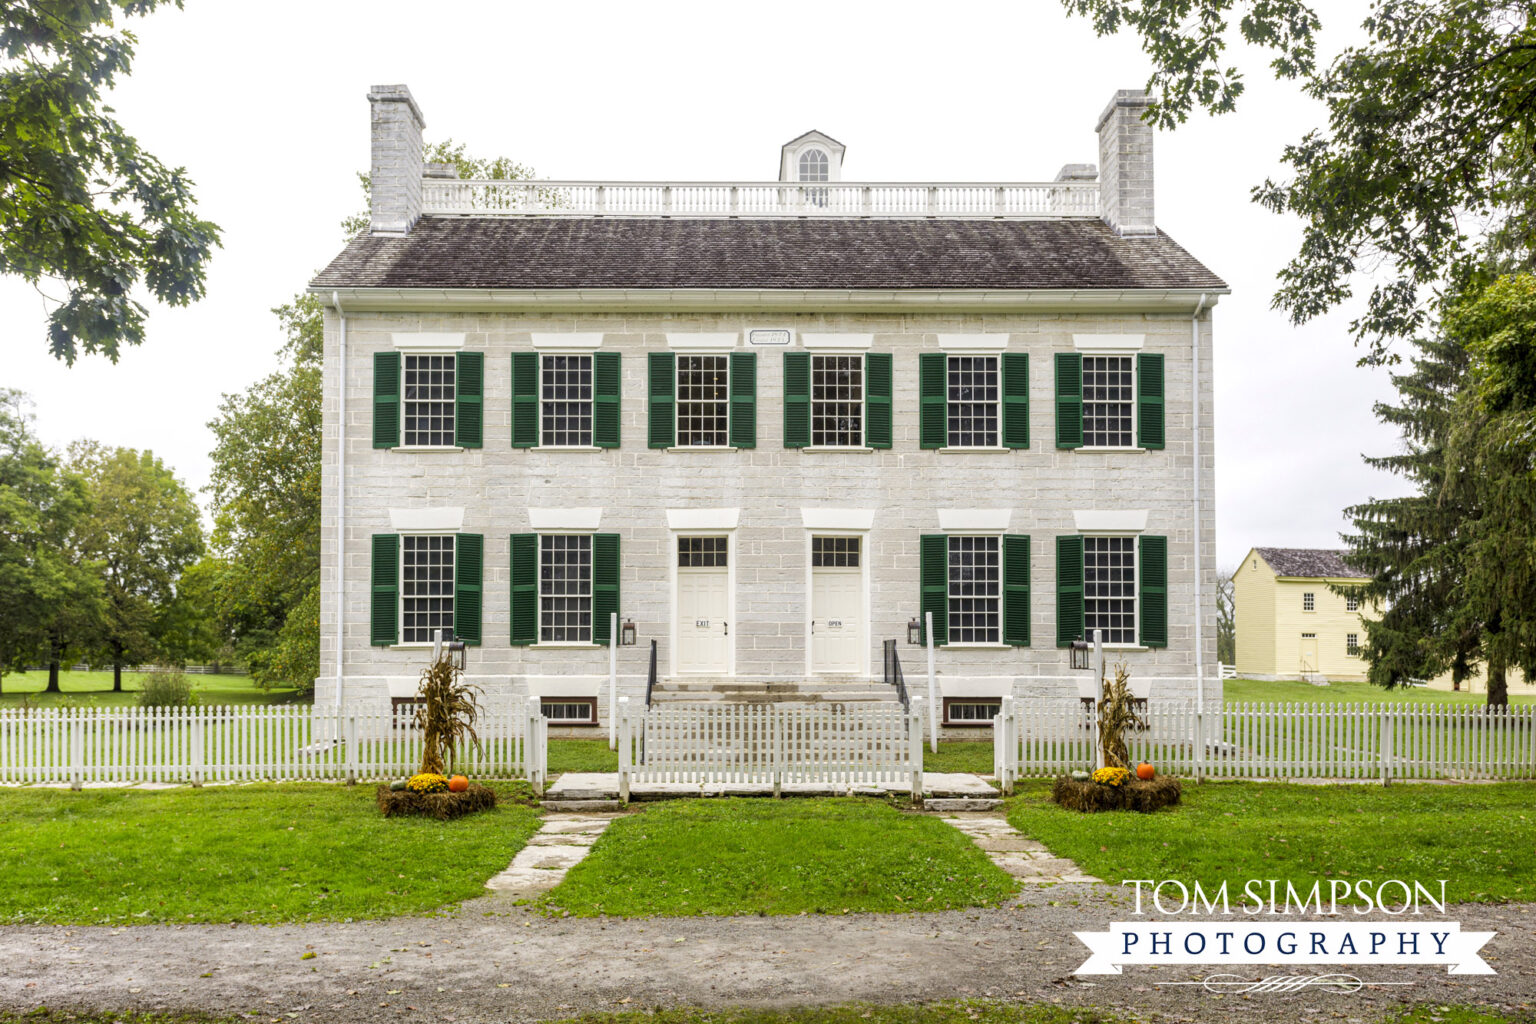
{"left": 541, "top": 698, "right": 598, "bottom": 724}
{"left": 943, "top": 698, "right": 1002, "bottom": 726}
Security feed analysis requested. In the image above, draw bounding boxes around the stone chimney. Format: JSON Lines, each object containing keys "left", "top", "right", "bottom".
{"left": 1096, "top": 90, "right": 1155, "bottom": 236}
{"left": 368, "top": 84, "right": 425, "bottom": 234}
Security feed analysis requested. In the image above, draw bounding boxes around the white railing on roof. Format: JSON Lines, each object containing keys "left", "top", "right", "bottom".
{"left": 421, "top": 179, "right": 1100, "bottom": 220}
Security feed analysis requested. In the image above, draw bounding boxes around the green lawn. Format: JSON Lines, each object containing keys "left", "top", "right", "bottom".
{"left": 549, "top": 737, "right": 619, "bottom": 774}
{"left": 924, "top": 740, "right": 994, "bottom": 775}
{"left": 1225, "top": 677, "right": 1536, "bottom": 705}
{"left": 545, "top": 797, "right": 1015, "bottom": 917}
{"left": 1007, "top": 779, "right": 1536, "bottom": 904}
{"left": 0, "top": 782, "right": 540, "bottom": 925}
{"left": 0, "top": 670, "right": 301, "bottom": 707}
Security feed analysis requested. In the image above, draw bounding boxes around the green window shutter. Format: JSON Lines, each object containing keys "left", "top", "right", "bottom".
{"left": 783, "top": 351, "right": 811, "bottom": 449}
{"left": 729, "top": 351, "right": 757, "bottom": 449}
{"left": 1137, "top": 352, "right": 1165, "bottom": 450}
{"left": 1140, "top": 534, "right": 1169, "bottom": 648}
{"left": 1002, "top": 352, "right": 1029, "bottom": 449}
{"left": 511, "top": 352, "right": 539, "bottom": 448}
{"left": 372, "top": 351, "right": 400, "bottom": 449}
{"left": 1055, "top": 534, "right": 1084, "bottom": 646}
{"left": 919, "top": 534, "right": 949, "bottom": 646}
{"left": 370, "top": 534, "right": 399, "bottom": 645}
{"left": 1003, "top": 535, "right": 1031, "bottom": 646}
{"left": 592, "top": 533, "right": 621, "bottom": 645}
{"left": 919, "top": 353, "right": 947, "bottom": 450}
{"left": 865, "top": 352, "right": 892, "bottom": 448}
{"left": 509, "top": 534, "right": 538, "bottom": 645}
{"left": 453, "top": 533, "right": 483, "bottom": 645}
{"left": 455, "top": 351, "right": 483, "bottom": 448}
{"left": 647, "top": 352, "right": 675, "bottom": 449}
{"left": 1055, "top": 352, "right": 1084, "bottom": 449}
{"left": 594, "top": 352, "right": 622, "bottom": 449}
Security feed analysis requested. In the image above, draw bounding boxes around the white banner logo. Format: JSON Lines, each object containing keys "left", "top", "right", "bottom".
{"left": 1073, "top": 922, "right": 1494, "bottom": 976}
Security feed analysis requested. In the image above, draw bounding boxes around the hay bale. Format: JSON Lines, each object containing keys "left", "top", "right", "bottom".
{"left": 1051, "top": 775, "right": 1181, "bottom": 813}
{"left": 376, "top": 782, "right": 499, "bottom": 820}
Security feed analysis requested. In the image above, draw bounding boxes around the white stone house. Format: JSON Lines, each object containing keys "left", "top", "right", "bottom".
{"left": 310, "top": 85, "right": 1227, "bottom": 734}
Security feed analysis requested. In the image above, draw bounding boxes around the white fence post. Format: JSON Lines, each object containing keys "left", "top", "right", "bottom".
{"left": 191, "top": 712, "right": 205, "bottom": 788}
{"left": 909, "top": 696, "right": 925, "bottom": 801}
{"left": 1195, "top": 699, "right": 1206, "bottom": 784}
{"left": 1381, "top": 704, "right": 1394, "bottom": 787}
{"left": 608, "top": 611, "right": 618, "bottom": 752}
{"left": 344, "top": 712, "right": 358, "bottom": 785}
{"left": 527, "top": 695, "right": 546, "bottom": 793}
{"left": 924, "top": 611, "right": 938, "bottom": 753}
{"left": 617, "top": 696, "right": 632, "bottom": 804}
{"left": 69, "top": 710, "right": 83, "bottom": 791}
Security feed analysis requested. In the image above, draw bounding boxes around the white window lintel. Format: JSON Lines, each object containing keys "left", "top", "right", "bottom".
{"left": 531, "top": 333, "right": 604, "bottom": 350}
{"left": 528, "top": 508, "right": 603, "bottom": 532}
{"left": 391, "top": 333, "right": 465, "bottom": 350}
{"left": 389, "top": 507, "right": 464, "bottom": 532}
{"left": 800, "top": 508, "right": 876, "bottom": 531}
{"left": 1073, "top": 334, "right": 1145, "bottom": 351}
{"left": 667, "top": 333, "right": 739, "bottom": 350}
{"left": 802, "top": 333, "right": 873, "bottom": 351}
{"left": 938, "top": 334, "right": 1009, "bottom": 352}
{"left": 666, "top": 508, "right": 741, "bottom": 531}
{"left": 1073, "top": 510, "right": 1149, "bottom": 533}
{"left": 937, "top": 509, "right": 1012, "bottom": 533}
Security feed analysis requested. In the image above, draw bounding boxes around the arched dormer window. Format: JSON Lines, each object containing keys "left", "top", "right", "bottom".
{"left": 798, "top": 148, "right": 829, "bottom": 182}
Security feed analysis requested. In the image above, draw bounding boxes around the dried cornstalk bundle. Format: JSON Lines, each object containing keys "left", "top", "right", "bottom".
{"left": 414, "top": 651, "right": 484, "bottom": 776}
{"left": 1097, "top": 662, "right": 1144, "bottom": 769}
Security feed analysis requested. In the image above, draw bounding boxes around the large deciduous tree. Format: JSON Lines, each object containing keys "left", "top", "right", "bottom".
{"left": 69, "top": 441, "right": 204, "bottom": 690}
{"left": 2, "top": 0, "right": 221, "bottom": 363}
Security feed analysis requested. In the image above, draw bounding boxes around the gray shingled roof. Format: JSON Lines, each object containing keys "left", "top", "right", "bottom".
{"left": 310, "top": 217, "right": 1226, "bottom": 292}
{"left": 1255, "top": 548, "right": 1369, "bottom": 579}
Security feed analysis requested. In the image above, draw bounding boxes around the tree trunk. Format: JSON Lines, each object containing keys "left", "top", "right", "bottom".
{"left": 46, "top": 636, "right": 61, "bottom": 693}
{"left": 1486, "top": 653, "right": 1509, "bottom": 707}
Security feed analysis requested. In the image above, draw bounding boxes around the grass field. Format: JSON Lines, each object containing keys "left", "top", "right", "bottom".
{"left": 549, "top": 737, "right": 619, "bottom": 774}
{"left": 0, "top": 670, "right": 301, "bottom": 707}
{"left": 1225, "top": 677, "right": 1536, "bottom": 705}
{"left": 0, "top": 782, "right": 540, "bottom": 925}
{"left": 545, "top": 797, "right": 1015, "bottom": 917}
{"left": 924, "top": 740, "right": 994, "bottom": 775}
{"left": 1007, "top": 779, "right": 1536, "bottom": 904}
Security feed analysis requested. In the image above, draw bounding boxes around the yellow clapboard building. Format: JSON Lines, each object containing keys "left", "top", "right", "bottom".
{"left": 1234, "top": 548, "right": 1369, "bottom": 681}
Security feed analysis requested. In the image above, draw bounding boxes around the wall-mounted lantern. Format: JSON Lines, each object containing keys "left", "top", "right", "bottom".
{"left": 621, "top": 618, "right": 638, "bottom": 647}
{"left": 1069, "top": 639, "right": 1092, "bottom": 672}
{"left": 907, "top": 617, "right": 922, "bottom": 646}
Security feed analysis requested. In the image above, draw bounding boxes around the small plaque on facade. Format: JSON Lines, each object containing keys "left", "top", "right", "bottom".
{"left": 749, "top": 329, "right": 791, "bottom": 346}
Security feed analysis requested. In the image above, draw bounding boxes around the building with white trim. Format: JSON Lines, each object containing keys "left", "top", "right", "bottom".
{"left": 310, "top": 85, "right": 1227, "bottom": 732}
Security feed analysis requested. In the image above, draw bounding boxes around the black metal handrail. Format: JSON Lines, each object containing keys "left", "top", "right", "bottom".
{"left": 882, "top": 639, "right": 911, "bottom": 710}
{"left": 644, "top": 639, "right": 658, "bottom": 708}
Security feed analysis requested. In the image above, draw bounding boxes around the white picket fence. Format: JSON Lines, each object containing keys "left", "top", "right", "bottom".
{"left": 616, "top": 697, "right": 924, "bottom": 799}
{"left": 0, "top": 701, "right": 548, "bottom": 790}
{"left": 993, "top": 697, "right": 1536, "bottom": 792}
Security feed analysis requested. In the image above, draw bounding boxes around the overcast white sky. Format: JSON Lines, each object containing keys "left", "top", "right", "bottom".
{"left": 0, "top": 0, "right": 1408, "bottom": 568}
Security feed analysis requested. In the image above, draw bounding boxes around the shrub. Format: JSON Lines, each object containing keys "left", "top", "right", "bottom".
{"left": 138, "top": 670, "right": 196, "bottom": 708}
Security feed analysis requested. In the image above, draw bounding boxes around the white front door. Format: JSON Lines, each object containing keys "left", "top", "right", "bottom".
{"left": 810, "top": 536, "right": 864, "bottom": 674}
{"left": 675, "top": 536, "right": 730, "bottom": 675}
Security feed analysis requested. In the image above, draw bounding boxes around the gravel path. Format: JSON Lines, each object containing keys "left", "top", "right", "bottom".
{"left": 3, "top": 889, "right": 1532, "bottom": 1024}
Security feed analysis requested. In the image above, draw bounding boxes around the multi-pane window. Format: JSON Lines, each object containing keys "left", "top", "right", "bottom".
{"left": 677, "top": 537, "right": 728, "bottom": 568}
{"left": 1082, "top": 355, "right": 1134, "bottom": 447}
{"left": 540, "top": 535, "right": 593, "bottom": 643}
{"left": 401, "top": 535, "right": 454, "bottom": 644}
{"left": 1303, "top": 592, "right": 1316, "bottom": 611}
{"left": 947, "top": 356, "right": 999, "bottom": 447}
{"left": 811, "top": 355, "right": 863, "bottom": 447}
{"left": 812, "top": 536, "right": 861, "bottom": 568}
{"left": 1084, "top": 536, "right": 1136, "bottom": 644}
{"left": 948, "top": 536, "right": 1000, "bottom": 643}
{"left": 1346, "top": 593, "right": 1359, "bottom": 612}
{"left": 402, "top": 354, "right": 456, "bottom": 447}
{"left": 945, "top": 699, "right": 1002, "bottom": 724}
{"left": 798, "top": 149, "right": 829, "bottom": 181}
{"left": 676, "top": 355, "right": 729, "bottom": 446}
{"left": 542, "top": 698, "right": 597, "bottom": 723}
{"left": 1347, "top": 633, "right": 1360, "bottom": 656}
{"left": 541, "top": 354, "right": 593, "bottom": 447}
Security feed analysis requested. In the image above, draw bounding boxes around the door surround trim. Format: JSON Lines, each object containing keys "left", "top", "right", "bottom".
{"left": 803, "top": 527, "right": 873, "bottom": 679}
{"left": 669, "top": 527, "right": 737, "bottom": 678}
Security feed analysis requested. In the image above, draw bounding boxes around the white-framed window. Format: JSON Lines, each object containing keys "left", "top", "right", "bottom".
{"left": 402, "top": 354, "right": 456, "bottom": 447}
{"left": 540, "top": 534, "right": 593, "bottom": 643}
{"left": 1082, "top": 354, "right": 1134, "bottom": 448}
{"left": 944, "top": 698, "right": 1003, "bottom": 726}
{"left": 677, "top": 536, "right": 729, "bottom": 568}
{"left": 798, "top": 148, "right": 829, "bottom": 182}
{"left": 1301, "top": 631, "right": 1317, "bottom": 639}
{"left": 1346, "top": 633, "right": 1360, "bottom": 656}
{"left": 812, "top": 536, "right": 861, "bottom": 568}
{"left": 676, "top": 354, "right": 730, "bottom": 446}
{"left": 1303, "top": 592, "right": 1316, "bottom": 612}
{"left": 1084, "top": 536, "right": 1136, "bottom": 645}
{"left": 1346, "top": 592, "right": 1360, "bottom": 612}
{"left": 401, "top": 534, "right": 454, "bottom": 644}
{"left": 948, "top": 535, "right": 1001, "bottom": 644}
{"left": 541, "top": 698, "right": 597, "bottom": 724}
{"left": 947, "top": 355, "right": 1000, "bottom": 447}
{"left": 811, "top": 354, "right": 863, "bottom": 447}
{"left": 541, "top": 354, "right": 593, "bottom": 447}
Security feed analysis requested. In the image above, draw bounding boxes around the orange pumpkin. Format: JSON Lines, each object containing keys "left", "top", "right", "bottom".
{"left": 1136, "top": 762, "right": 1155, "bottom": 781}
{"left": 448, "top": 774, "right": 469, "bottom": 792}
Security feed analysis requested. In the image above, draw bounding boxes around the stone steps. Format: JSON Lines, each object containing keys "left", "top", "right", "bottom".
{"left": 651, "top": 680, "right": 900, "bottom": 704}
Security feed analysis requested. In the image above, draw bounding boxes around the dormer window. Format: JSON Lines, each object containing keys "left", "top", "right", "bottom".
{"left": 798, "top": 148, "right": 830, "bottom": 182}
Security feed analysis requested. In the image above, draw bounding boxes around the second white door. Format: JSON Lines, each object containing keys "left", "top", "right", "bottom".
{"left": 676, "top": 536, "right": 730, "bottom": 675}
{"left": 811, "top": 536, "right": 864, "bottom": 674}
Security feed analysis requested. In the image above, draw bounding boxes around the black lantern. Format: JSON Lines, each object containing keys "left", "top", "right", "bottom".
{"left": 447, "top": 634, "right": 468, "bottom": 671}
{"left": 1069, "top": 639, "right": 1091, "bottom": 671}
{"left": 621, "top": 618, "right": 638, "bottom": 646}
{"left": 907, "top": 617, "right": 922, "bottom": 645}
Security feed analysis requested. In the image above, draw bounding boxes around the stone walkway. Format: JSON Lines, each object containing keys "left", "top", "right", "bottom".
{"left": 940, "top": 811, "right": 1102, "bottom": 884}
{"left": 483, "top": 812, "right": 616, "bottom": 898}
